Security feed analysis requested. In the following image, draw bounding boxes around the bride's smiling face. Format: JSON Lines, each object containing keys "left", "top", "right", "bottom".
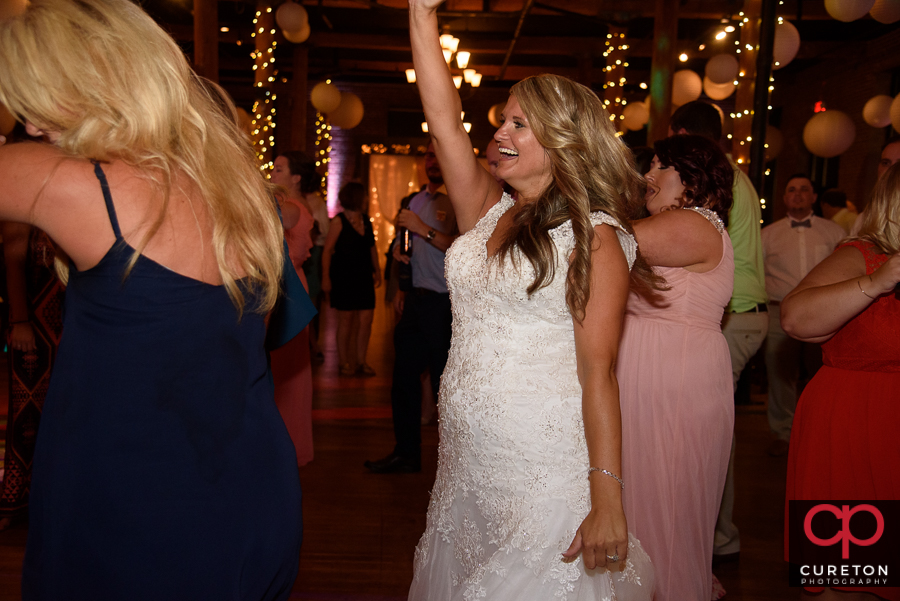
{"left": 493, "top": 95, "right": 552, "bottom": 201}
{"left": 643, "top": 155, "right": 686, "bottom": 215}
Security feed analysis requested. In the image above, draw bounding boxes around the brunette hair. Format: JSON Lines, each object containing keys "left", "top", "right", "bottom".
{"left": 0, "top": 0, "right": 284, "bottom": 314}
{"left": 669, "top": 101, "right": 723, "bottom": 141}
{"left": 852, "top": 161, "right": 900, "bottom": 254}
{"left": 338, "top": 181, "right": 366, "bottom": 213}
{"left": 652, "top": 134, "right": 734, "bottom": 225}
{"left": 280, "top": 151, "right": 323, "bottom": 195}
{"left": 497, "top": 74, "right": 659, "bottom": 322}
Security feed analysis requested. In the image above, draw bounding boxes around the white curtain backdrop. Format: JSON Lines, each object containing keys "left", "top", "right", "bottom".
{"left": 368, "top": 154, "right": 423, "bottom": 262}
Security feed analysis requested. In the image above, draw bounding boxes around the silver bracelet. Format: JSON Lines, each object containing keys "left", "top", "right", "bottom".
{"left": 588, "top": 467, "right": 625, "bottom": 489}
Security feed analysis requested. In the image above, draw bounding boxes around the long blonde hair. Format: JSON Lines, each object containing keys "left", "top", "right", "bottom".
{"left": 853, "top": 161, "right": 900, "bottom": 254}
{"left": 0, "top": 0, "right": 283, "bottom": 314}
{"left": 497, "top": 75, "right": 659, "bottom": 321}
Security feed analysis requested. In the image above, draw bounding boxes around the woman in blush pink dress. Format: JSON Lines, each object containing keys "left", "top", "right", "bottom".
{"left": 617, "top": 134, "right": 735, "bottom": 601}
{"left": 270, "top": 151, "right": 317, "bottom": 467}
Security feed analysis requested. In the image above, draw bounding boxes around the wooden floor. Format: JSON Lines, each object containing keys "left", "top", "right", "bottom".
{"left": 0, "top": 296, "right": 797, "bottom": 600}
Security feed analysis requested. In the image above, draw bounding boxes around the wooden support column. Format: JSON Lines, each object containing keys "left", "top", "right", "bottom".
{"left": 602, "top": 26, "right": 627, "bottom": 128}
{"left": 193, "top": 0, "right": 218, "bottom": 82}
{"left": 251, "top": 1, "right": 276, "bottom": 171}
{"left": 647, "top": 0, "right": 678, "bottom": 144}
{"left": 733, "top": 0, "right": 760, "bottom": 172}
{"left": 289, "top": 45, "right": 309, "bottom": 152}
{"left": 749, "top": 0, "right": 777, "bottom": 192}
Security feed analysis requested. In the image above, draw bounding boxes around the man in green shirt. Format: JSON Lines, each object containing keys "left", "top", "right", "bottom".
{"left": 670, "top": 102, "right": 768, "bottom": 564}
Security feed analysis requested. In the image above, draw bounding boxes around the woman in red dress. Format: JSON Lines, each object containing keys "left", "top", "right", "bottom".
{"left": 781, "top": 162, "right": 900, "bottom": 601}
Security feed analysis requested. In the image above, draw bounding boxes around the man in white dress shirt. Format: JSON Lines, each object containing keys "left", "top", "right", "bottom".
{"left": 761, "top": 174, "right": 845, "bottom": 456}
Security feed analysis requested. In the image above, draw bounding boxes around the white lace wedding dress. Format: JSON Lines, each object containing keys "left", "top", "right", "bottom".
{"left": 409, "top": 194, "right": 655, "bottom": 601}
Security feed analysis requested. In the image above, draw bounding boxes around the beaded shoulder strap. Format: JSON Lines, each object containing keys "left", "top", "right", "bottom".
{"left": 686, "top": 206, "right": 725, "bottom": 234}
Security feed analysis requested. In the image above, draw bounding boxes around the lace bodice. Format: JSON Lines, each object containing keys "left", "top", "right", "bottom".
{"left": 411, "top": 194, "right": 651, "bottom": 600}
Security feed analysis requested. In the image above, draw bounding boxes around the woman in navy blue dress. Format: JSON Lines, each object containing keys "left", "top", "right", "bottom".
{"left": 0, "top": 0, "right": 303, "bottom": 598}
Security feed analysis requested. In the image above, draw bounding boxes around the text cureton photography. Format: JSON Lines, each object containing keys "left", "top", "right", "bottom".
{"left": 788, "top": 501, "right": 899, "bottom": 588}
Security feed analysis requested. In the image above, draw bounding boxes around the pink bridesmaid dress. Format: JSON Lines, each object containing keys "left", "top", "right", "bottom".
{"left": 617, "top": 216, "right": 735, "bottom": 600}
{"left": 271, "top": 200, "right": 315, "bottom": 466}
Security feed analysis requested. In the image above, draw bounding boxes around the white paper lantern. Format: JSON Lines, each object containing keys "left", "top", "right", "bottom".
{"left": 765, "top": 125, "right": 783, "bottom": 161}
{"left": 863, "top": 95, "right": 894, "bottom": 128}
{"left": 870, "top": 0, "right": 900, "bottom": 23}
{"left": 276, "top": 1, "right": 308, "bottom": 32}
{"left": 283, "top": 22, "right": 310, "bottom": 44}
{"left": 773, "top": 20, "right": 801, "bottom": 69}
{"left": 705, "top": 55, "right": 739, "bottom": 85}
{"left": 330, "top": 92, "right": 364, "bottom": 129}
{"left": 488, "top": 103, "right": 506, "bottom": 128}
{"left": 622, "top": 102, "right": 650, "bottom": 131}
{"left": 803, "top": 110, "right": 856, "bottom": 158}
{"left": 825, "top": 0, "right": 876, "bottom": 21}
{"left": 703, "top": 77, "right": 736, "bottom": 101}
{"left": 672, "top": 70, "right": 703, "bottom": 107}
{"left": 891, "top": 93, "right": 900, "bottom": 134}
{"left": 311, "top": 81, "right": 342, "bottom": 113}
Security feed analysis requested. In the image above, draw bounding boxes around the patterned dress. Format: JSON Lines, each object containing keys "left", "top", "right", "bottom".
{"left": 409, "top": 194, "right": 654, "bottom": 601}
{"left": 0, "top": 229, "right": 65, "bottom": 521}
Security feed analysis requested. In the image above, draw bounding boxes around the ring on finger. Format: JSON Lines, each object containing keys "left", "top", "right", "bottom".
{"left": 606, "top": 552, "right": 620, "bottom": 562}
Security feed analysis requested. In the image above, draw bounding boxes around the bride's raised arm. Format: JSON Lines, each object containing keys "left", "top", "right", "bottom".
{"left": 409, "top": 0, "right": 501, "bottom": 233}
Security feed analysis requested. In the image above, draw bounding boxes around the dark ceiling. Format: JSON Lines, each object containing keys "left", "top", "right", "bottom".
{"left": 142, "top": 0, "right": 899, "bottom": 106}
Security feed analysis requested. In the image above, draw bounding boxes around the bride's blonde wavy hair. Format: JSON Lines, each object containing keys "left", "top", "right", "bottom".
{"left": 497, "top": 75, "right": 660, "bottom": 322}
{"left": 0, "top": 0, "right": 283, "bottom": 314}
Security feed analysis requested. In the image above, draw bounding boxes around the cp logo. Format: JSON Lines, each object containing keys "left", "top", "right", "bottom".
{"left": 804, "top": 504, "right": 884, "bottom": 559}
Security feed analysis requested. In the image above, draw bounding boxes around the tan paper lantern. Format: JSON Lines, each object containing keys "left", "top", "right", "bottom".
{"left": 622, "top": 102, "right": 650, "bottom": 131}
{"left": 0, "top": 0, "right": 27, "bottom": 20}
{"left": 311, "top": 81, "right": 342, "bottom": 113}
{"left": 488, "top": 103, "right": 505, "bottom": 128}
{"left": 863, "top": 95, "right": 894, "bottom": 128}
{"left": 891, "top": 93, "right": 900, "bottom": 134}
{"left": 705, "top": 54, "right": 739, "bottom": 85}
{"left": 825, "top": 0, "right": 876, "bottom": 21}
{"left": 870, "top": 0, "right": 900, "bottom": 23}
{"left": 764, "top": 125, "right": 783, "bottom": 161}
{"left": 703, "top": 77, "right": 735, "bottom": 101}
{"left": 672, "top": 70, "right": 703, "bottom": 107}
{"left": 773, "top": 20, "right": 801, "bottom": 69}
{"left": 329, "top": 92, "right": 364, "bottom": 129}
{"left": 276, "top": 1, "right": 308, "bottom": 32}
{"left": 803, "top": 110, "right": 856, "bottom": 158}
{"left": 282, "top": 22, "right": 310, "bottom": 44}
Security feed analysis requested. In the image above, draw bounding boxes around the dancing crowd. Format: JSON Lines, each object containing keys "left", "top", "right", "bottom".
{"left": 0, "top": 0, "right": 896, "bottom": 600}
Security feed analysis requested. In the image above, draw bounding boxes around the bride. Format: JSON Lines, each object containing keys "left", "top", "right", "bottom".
{"left": 406, "top": 1, "right": 656, "bottom": 599}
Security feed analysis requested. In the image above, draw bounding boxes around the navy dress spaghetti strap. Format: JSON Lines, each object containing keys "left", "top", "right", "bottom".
{"left": 22, "top": 163, "right": 303, "bottom": 600}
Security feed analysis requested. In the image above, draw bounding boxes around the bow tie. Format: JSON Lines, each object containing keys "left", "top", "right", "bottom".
{"left": 791, "top": 219, "right": 811, "bottom": 228}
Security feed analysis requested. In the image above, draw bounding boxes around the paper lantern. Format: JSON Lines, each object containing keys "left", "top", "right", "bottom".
{"left": 703, "top": 77, "right": 735, "bottom": 101}
{"left": 705, "top": 55, "right": 739, "bottom": 85}
{"left": 870, "top": 0, "right": 900, "bottom": 23}
{"left": 488, "top": 103, "right": 505, "bottom": 128}
{"left": 276, "top": 1, "right": 308, "bottom": 32}
{"left": 773, "top": 20, "right": 801, "bottom": 69}
{"left": 764, "top": 125, "right": 783, "bottom": 161}
{"left": 863, "top": 95, "right": 893, "bottom": 128}
{"left": 803, "top": 110, "right": 856, "bottom": 158}
{"left": 622, "top": 102, "right": 650, "bottom": 131}
{"left": 825, "top": 0, "right": 876, "bottom": 21}
{"left": 0, "top": 0, "right": 27, "bottom": 20}
{"left": 329, "top": 92, "right": 364, "bottom": 129}
{"left": 672, "top": 70, "right": 703, "bottom": 107}
{"left": 282, "top": 22, "right": 310, "bottom": 44}
{"left": 311, "top": 81, "right": 342, "bottom": 113}
{"left": 891, "top": 93, "right": 900, "bottom": 134}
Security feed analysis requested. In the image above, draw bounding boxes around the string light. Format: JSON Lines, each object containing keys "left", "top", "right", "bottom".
{"left": 315, "top": 112, "right": 332, "bottom": 195}
{"left": 250, "top": 7, "right": 278, "bottom": 172}
{"left": 601, "top": 28, "right": 628, "bottom": 125}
